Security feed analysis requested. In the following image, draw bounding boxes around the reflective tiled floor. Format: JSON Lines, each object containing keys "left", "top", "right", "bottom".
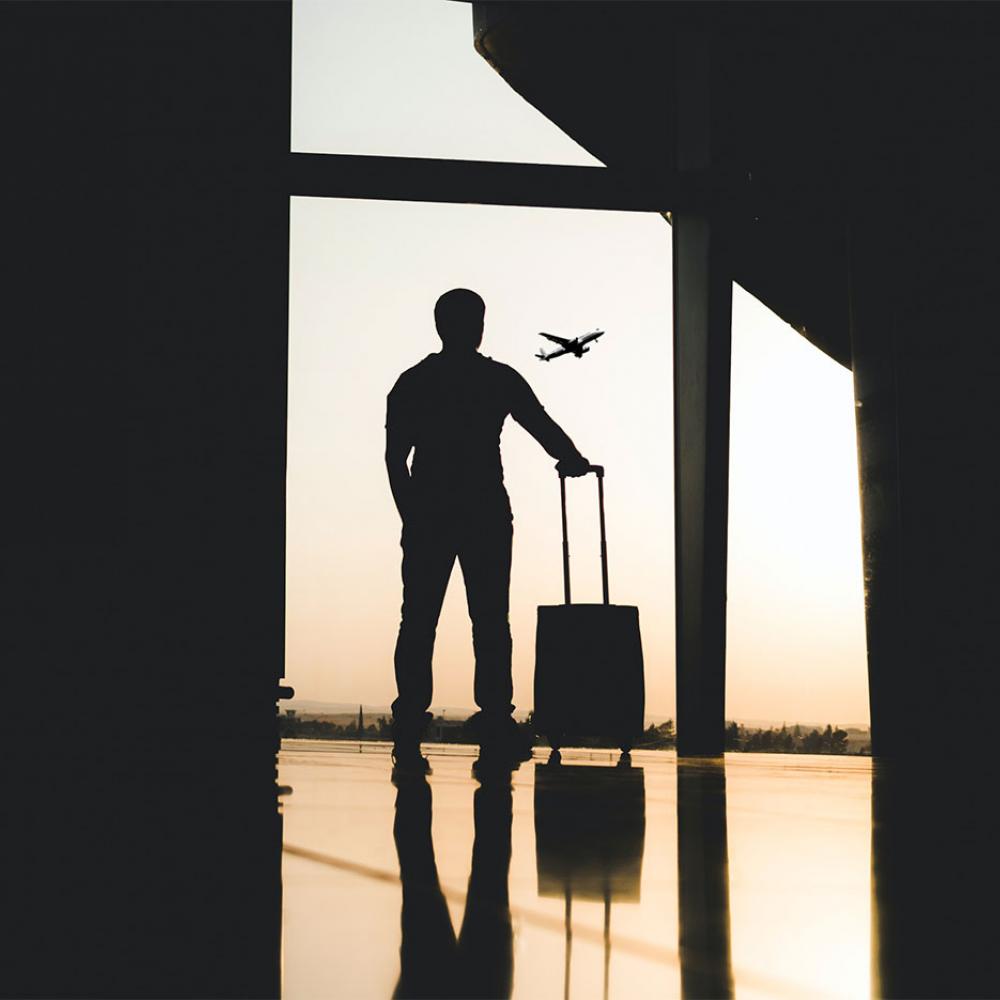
{"left": 279, "top": 743, "right": 872, "bottom": 999}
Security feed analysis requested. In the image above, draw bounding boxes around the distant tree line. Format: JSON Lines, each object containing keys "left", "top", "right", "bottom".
{"left": 637, "top": 720, "right": 676, "bottom": 749}
{"left": 279, "top": 711, "right": 867, "bottom": 755}
{"left": 725, "top": 721, "right": 861, "bottom": 754}
{"left": 278, "top": 712, "right": 533, "bottom": 745}
{"left": 279, "top": 712, "right": 392, "bottom": 741}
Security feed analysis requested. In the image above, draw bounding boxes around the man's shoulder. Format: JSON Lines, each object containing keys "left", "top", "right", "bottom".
{"left": 479, "top": 354, "right": 527, "bottom": 385}
{"left": 388, "top": 354, "right": 438, "bottom": 395}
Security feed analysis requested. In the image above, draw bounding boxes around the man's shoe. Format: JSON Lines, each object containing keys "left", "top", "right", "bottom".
{"left": 478, "top": 715, "right": 534, "bottom": 764}
{"left": 390, "top": 712, "right": 433, "bottom": 747}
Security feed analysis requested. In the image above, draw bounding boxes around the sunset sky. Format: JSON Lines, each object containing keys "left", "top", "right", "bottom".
{"left": 285, "top": 0, "right": 869, "bottom": 725}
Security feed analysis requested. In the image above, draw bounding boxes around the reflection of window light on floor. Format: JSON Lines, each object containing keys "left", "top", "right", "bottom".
{"left": 291, "top": 0, "right": 602, "bottom": 166}
{"left": 279, "top": 748, "right": 874, "bottom": 1000}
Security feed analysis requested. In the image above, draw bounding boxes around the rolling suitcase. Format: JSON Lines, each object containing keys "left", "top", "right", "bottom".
{"left": 534, "top": 466, "right": 645, "bottom": 753}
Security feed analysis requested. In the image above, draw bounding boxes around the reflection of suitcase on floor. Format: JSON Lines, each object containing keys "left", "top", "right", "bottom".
{"left": 533, "top": 761, "right": 646, "bottom": 999}
{"left": 534, "top": 467, "right": 645, "bottom": 753}
{"left": 534, "top": 762, "right": 646, "bottom": 902}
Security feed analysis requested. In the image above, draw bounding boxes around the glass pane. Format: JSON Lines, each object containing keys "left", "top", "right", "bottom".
{"left": 285, "top": 197, "right": 868, "bottom": 731}
{"left": 292, "top": 0, "right": 603, "bottom": 165}
{"left": 286, "top": 198, "right": 671, "bottom": 717}
{"left": 727, "top": 283, "right": 868, "bottom": 730}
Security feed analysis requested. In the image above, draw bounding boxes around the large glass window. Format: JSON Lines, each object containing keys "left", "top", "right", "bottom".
{"left": 286, "top": 197, "right": 672, "bottom": 717}
{"left": 285, "top": 197, "right": 868, "bottom": 730}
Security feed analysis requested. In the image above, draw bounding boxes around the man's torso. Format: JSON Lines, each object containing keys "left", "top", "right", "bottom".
{"left": 388, "top": 352, "right": 523, "bottom": 516}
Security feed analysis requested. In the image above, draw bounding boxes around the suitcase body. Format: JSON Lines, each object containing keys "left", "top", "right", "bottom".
{"left": 534, "top": 468, "right": 645, "bottom": 752}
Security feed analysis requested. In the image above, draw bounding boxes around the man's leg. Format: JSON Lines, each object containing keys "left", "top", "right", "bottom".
{"left": 392, "top": 520, "right": 456, "bottom": 748}
{"left": 458, "top": 517, "right": 515, "bottom": 730}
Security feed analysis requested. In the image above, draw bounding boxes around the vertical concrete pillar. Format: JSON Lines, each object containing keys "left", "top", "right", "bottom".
{"left": 673, "top": 32, "right": 733, "bottom": 758}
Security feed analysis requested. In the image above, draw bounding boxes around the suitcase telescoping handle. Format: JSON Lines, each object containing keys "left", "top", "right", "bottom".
{"left": 558, "top": 464, "right": 609, "bottom": 606}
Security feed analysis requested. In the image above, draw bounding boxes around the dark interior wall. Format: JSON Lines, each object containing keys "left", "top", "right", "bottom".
{"left": 123, "top": 3, "right": 291, "bottom": 757}
{"left": 5, "top": 0, "right": 291, "bottom": 766}
{"left": 870, "top": 269, "right": 1000, "bottom": 991}
{"left": 848, "top": 26, "right": 1000, "bottom": 761}
{"left": 3, "top": 3, "right": 290, "bottom": 994}
{"left": 853, "top": 228, "right": 1000, "bottom": 761}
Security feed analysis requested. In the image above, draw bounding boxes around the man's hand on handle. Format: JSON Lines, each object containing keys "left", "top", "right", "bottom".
{"left": 556, "top": 455, "right": 593, "bottom": 478}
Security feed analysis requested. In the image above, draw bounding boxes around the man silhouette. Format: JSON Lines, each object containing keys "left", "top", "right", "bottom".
{"left": 386, "top": 288, "right": 591, "bottom": 771}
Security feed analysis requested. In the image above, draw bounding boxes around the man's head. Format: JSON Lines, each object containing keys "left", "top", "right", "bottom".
{"left": 434, "top": 288, "right": 485, "bottom": 351}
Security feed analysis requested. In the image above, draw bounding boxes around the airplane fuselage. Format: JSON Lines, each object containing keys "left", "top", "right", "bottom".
{"left": 536, "top": 329, "right": 604, "bottom": 361}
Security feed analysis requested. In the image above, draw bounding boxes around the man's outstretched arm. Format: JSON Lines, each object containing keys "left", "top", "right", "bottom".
{"left": 385, "top": 390, "right": 415, "bottom": 520}
{"left": 509, "top": 372, "right": 591, "bottom": 476}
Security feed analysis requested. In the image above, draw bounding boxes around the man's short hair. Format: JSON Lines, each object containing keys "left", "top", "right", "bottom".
{"left": 434, "top": 288, "right": 485, "bottom": 347}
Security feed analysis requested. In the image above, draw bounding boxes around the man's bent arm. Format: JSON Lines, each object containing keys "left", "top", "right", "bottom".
{"left": 510, "top": 373, "right": 587, "bottom": 466}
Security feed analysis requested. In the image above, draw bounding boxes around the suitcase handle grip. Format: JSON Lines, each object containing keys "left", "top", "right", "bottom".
{"left": 558, "top": 466, "right": 610, "bottom": 606}
{"left": 556, "top": 464, "right": 603, "bottom": 479}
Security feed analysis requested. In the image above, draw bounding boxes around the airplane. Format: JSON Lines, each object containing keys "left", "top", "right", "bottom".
{"left": 535, "top": 329, "right": 605, "bottom": 361}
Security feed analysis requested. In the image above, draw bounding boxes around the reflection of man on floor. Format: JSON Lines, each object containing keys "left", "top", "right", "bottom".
{"left": 392, "top": 769, "right": 514, "bottom": 999}
{"left": 392, "top": 770, "right": 514, "bottom": 998}
{"left": 386, "top": 288, "right": 590, "bottom": 771}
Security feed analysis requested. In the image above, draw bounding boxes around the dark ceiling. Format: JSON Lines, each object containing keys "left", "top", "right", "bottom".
{"left": 472, "top": 2, "right": 1000, "bottom": 369}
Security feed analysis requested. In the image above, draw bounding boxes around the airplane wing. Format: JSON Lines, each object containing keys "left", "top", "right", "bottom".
{"left": 538, "top": 346, "right": 571, "bottom": 361}
{"left": 539, "top": 332, "right": 571, "bottom": 346}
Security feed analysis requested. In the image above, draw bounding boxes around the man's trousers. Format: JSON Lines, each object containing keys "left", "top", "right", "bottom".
{"left": 391, "top": 511, "right": 514, "bottom": 737}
